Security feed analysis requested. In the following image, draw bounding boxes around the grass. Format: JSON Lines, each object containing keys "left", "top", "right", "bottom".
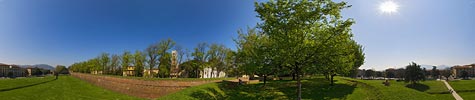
{"left": 448, "top": 80, "right": 475, "bottom": 99}
{"left": 159, "top": 77, "right": 455, "bottom": 100}
{"left": 349, "top": 78, "right": 453, "bottom": 100}
{"left": 0, "top": 75, "right": 142, "bottom": 100}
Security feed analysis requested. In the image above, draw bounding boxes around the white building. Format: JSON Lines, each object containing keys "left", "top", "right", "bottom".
{"left": 200, "top": 67, "right": 226, "bottom": 78}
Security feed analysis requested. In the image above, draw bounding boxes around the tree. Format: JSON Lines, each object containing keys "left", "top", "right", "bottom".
{"left": 207, "top": 43, "right": 230, "bottom": 78}
{"left": 111, "top": 54, "right": 120, "bottom": 75}
{"left": 236, "top": 27, "right": 276, "bottom": 86}
{"left": 386, "top": 70, "right": 395, "bottom": 78}
{"left": 158, "top": 53, "right": 171, "bottom": 78}
{"left": 133, "top": 50, "right": 145, "bottom": 77}
{"left": 192, "top": 42, "right": 209, "bottom": 78}
{"left": 181, "top": 59, "right": 200, "bottom": 78}
{"left": 175, "top": 45, "right": 185, "bottom": 65}
{"left": 432, "top": 66, "right": 439, "bottom": 79}
{"left": 365, "top": 69, "right": 375, "bottom": 79}
{"left": 146, "top": 43, "right": 159, "bottom": 78}
{"left": 460, "top": 70, "right": 469, "bottom": 79}
{"left": 55, "top": 65, "right": 69, "bottom": 74}
{"left": 157, "top": 39, "right": 175, "bottom": 78}
{"left": 121, "top": 51, "right": 132, "bottom": 76}
{"left": 99, "top": 53, "right": 110, "bottom": 74}
{"left": 254, "top": 0, "right": 359, "bottom": 99}
{"left": 404, "top": 62, "right": 424, "bottom": 84}
{"left": 440, "top": 68, "right": 452, "bottom": 81}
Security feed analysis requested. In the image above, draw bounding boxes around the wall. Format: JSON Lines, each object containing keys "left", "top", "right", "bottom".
{"left": 71, "top": 72, "right": 221, "bottom": 99}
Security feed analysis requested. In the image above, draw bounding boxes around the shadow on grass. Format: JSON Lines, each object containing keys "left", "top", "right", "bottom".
{"left": 190, "top": 78, "right": 356, "bottom": 100}
{"left": 0, "top": 78, "right": 57, "bottom": 92}
{"left": 190, "top": 88, "right": 226, "bottom": 100}
{"left": 405, "top": 83, "right": 429, "bottom": 92}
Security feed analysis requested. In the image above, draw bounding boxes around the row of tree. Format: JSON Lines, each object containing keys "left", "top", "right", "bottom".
{"left": 69, "top": 39, "right": 235, "bottom": 78}
{"left": 360, "top": 64, "right": 453, "bottom": 81}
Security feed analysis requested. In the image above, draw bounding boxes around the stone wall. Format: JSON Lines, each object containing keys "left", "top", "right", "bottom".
{"left": 71, "top": 73, "right": 222, "bottom": 99}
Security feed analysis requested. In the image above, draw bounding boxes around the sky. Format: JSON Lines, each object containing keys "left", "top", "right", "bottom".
{"left": 0, "top": 0, "right": 474, "bottom": 70}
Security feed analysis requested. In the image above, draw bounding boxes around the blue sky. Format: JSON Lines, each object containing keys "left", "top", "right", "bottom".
{"left": 0, "top": 0, "right": 474, "bottom": 70}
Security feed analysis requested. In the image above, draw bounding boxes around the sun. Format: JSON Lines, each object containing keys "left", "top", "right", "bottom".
{"left": 379, "top": 1, "right": 399, "bottom": 14}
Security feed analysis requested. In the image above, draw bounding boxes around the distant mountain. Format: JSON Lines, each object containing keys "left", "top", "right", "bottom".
{"left": 420, "top": 64, "right": 452, "bottom": 70}
{"left": 19, "top": 64, "right": 55, "bottom": 70}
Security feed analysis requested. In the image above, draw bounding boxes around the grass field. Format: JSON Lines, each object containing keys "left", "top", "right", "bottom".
{"left": 448, "top": 80, "right": 475, "bottom": 99}
{"left": 0, "top": 76, "right": 142, "bottom": 100}
{"left": 159, "top": 77, "right": 455, "bottom": 100}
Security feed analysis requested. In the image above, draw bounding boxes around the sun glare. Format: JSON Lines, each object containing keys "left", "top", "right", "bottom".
{"left": 379, "top": 1, "right": 399, "bottom": 14}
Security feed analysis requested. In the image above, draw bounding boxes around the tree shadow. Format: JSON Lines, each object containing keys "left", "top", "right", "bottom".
{"left": 276, "top": 78, "right": 356, "bottom": 100}
{"left": 405, "top": 83, "right": 429, "bottom": 92}
{"left": 190, "top": 86, "right": 227, "bottom": 100}
{"left": 193, "top": 77, "right": 357, "bottom": 100}
{"left": 0, "top": 78, "right": 57, "bottom": 92}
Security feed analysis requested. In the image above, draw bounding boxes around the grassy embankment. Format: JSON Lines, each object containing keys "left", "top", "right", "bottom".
{"left": 449, "top": 80, "right": 475, "bottom": 99}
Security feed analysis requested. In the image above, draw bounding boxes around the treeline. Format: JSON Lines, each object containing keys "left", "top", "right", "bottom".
{"left": 69, "top": 39, "right": 235, "bottom": 78}
{"left": 361, "top": 63, "right": 453, "bottom": 81}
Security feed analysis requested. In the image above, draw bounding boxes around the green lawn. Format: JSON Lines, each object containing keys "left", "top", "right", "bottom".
{"left": 350, "top": 78, "right": 453, "bottom": 100}
{"left": 448, "top": 80, "right": 475, "bottom": 99}
{"left": 159, "top": 77, "right": 455, "bottom": 100}
{"left": 0, "top": 76, "right": 142, "bottom": 100}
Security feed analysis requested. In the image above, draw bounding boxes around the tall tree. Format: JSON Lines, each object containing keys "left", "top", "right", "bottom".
{"left": 175, "top": 45, "right": 185, "bottom": 64}
{"left": 121, "top": 51, "right": 132, "bottom": 76}
{"left": 236, "top": 27, "right": 276, "bottom": 85}
{"left": 254, "top": 0, "right": 358, "bottom": 99}
{"left": 405, "top": 62, "right": 424, "bottom": 84}
{"left": 133, "top": 50, "right": 145, "bottom": 77}
{"left": 158, "top": 53, "right": 171, "bottom": 78}
{"left": 192, "top": 42, "right": 208, "bottom": 78}
{"left": 146, "top": 43, "right": 159, "bottom": 78}
{"left": 110, "top": 54, "right": 120, "bottom": 75}
{"left": 99, "top": 53, "right": 110, "bottom": 74}
{"left": 431, "top": 66, "right": 439, "bottom": 79}
{"left": 156, "top": 38, "right": 175, "bottom": 78}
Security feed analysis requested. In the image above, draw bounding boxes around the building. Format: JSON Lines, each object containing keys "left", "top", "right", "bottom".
{"left": 144, "top": 68, "right": 159, "bottom": 77}
{"left": 200, "top": 67, "right": 226, "bottom": 78}
{"left": 0, "top": 63, "right": 26, "bottom": 77}
{"left": 170, "top": 50, "right": 180, "bottom": 78}
{"left": 91, "top": 70, "right": 103, "bottom": 75}
{"left": 451, "top": 64, "right": 475, "bottom": 78}
{"left": 123, "top": 66, "right": 135, "bottom": 76}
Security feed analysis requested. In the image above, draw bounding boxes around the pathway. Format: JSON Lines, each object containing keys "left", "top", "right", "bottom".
{"left": 442, "top": 80, "right": 463, "bottom": 100}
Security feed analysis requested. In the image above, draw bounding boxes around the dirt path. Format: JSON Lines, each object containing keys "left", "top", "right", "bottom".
{"left": 442, "top": 80, "right": 463, "bottom": 100}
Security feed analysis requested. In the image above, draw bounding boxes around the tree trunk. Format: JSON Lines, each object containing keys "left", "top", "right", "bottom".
{"left": 324, "top": 73, "right": 329, "bottom": 80}
{"left": 292, "top": 73, "right": 296, "bottom": 80}
{"left": 296, "top": 66, "right": 301, "bottom": 100}
{"left": 330, "top": 74, "right": 336, "bottom": 86}
{"left": 263, "top": 75, "right": 267, "bottom": 87}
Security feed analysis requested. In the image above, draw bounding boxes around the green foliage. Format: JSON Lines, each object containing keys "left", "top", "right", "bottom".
{"left": 242, "top": 0, "right": 365, "bottom": 99}
{"left": 99, "top": 53, "right": 110, "bottom": 74}
{"left": 158, "top": 53, "right": 171, "bottom": 78}
{"left": 55, "top": 65, "right": 69, "bottom": 74}
{"left": 110, "top": 54, "right": 121, "bottom": 75}
{"left": 133, "top": 50, "right": 145, "bottom": 77}
{"left": 404, "top": 62, "right": 424, "bottom": 84}
{"left": 121, "top": 51, "right": 132, "bottom": 75}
